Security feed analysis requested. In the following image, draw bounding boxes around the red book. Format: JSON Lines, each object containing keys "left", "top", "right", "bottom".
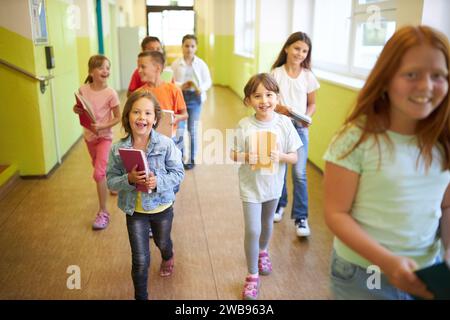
{"left": 74, "top": 92, "right": 96, "bottom": 131}
{"left": 118, "top": 148, "right": 152, "bottom": 193}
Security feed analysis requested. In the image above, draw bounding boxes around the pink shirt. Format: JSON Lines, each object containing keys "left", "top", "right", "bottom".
{"left": 78, "top": 84, "right": 120, "bottom": 142}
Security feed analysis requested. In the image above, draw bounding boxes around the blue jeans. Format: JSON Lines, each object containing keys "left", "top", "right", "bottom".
{"left": 278, "top": 124, "right": 309, "bottom": 222}
{"left": 179, "top": 90, "right": 202, "bottom": 163}
{"left": 126, "top": 207, "right": 174, "bottom": 300}
{"left": 329, "top": 250, "right": 414, "bottom": 300}
{"left": 171, "top": 135, "right": 183, "bottom": 194}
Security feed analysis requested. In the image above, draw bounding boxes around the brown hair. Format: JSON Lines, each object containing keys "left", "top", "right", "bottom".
{"left": 339, "top": 25, "right": 450, "bottom": 170}
{"left": 121, "top": 90, "right": 162, "bottom": 140}
{"left": 138, "top": 50, "right": 165, "bottom": 69}
{"left": 182, "top": 34, "right": 197, "bottom": 44}
{"left": 243, "top": 73, "right": 280, "bottom": 105}
{"left": 84, "top": 54, "right": 110, "bottom": 84}
{"left": 141, "top": 36, "right": 161, "bottom": 51}
{"left": 272, "top": 32, "right": 312, "bottom": 70}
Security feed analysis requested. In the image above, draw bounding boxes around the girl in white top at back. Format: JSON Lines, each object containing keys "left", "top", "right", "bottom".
{"left": 323, "top": 25, "right": 450, "bottom": 300}
{"left": 270, "top": 32, "right": 320, "bottom": 237}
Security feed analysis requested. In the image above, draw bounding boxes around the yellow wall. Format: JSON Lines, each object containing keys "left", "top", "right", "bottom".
{"left": 0, "top": 27, "right": 47, "bottom": 174}
{"left": 0, "top": 0, "right": 103, "bottom": 177}
{"left": 309, "top": 82, "right": 359, "bottom": 170}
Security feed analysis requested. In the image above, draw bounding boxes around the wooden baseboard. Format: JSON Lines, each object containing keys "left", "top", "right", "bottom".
{"left": 0, "top": 170, "right": 19, "bottom": 201}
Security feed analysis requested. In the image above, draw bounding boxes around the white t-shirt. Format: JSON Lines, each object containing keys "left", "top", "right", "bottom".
{"left": 271, "top": 66, "right": 320, "bottom": 115}
{"left": 323, "top": 125, "right": 450, "bottom": 268}
{"left": 232, "top": 113, "right": 302, "bottom": 203}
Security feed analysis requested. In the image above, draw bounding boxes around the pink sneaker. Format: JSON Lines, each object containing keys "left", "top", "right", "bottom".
{"left": 92, "top": 211, "right": 110, "bottom": 230}
{"left": 242, "top": 275, "right": 260, "bottom": 300}
{"left": 160, "top": 253, "right": 174, "bottom": 277}
{"left": 258, "top": 251, "right": 272, "bottom": 275}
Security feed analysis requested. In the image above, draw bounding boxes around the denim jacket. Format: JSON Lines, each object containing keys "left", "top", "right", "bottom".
{"left": 106, "top": 130, "right": 184, "bottom": 215}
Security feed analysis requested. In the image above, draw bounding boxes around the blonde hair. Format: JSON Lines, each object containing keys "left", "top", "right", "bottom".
{"left": 339, "top": 25, "right": 450, "bottom": 170}
{"left": 84, "top": 55, "right": 110, "bottom": 84}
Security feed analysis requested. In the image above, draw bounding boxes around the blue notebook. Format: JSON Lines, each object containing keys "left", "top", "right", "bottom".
{"left": 415, "top": 261, "right": 450, "bottom": 300}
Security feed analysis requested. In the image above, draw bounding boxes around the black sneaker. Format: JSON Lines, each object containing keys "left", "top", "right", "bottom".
{"left": 183, "top": 161, "right": 195, "bottom": 170}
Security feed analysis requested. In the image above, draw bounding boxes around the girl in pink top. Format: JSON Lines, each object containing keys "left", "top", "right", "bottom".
{"left": 73, "top": 55, "right": 121, "bottom": 230}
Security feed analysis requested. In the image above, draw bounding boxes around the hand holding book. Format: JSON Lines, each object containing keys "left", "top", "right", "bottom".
{"left": 118, "top": 148, "right": 152, "bottom": 193}
{"left": 275, "top": 104, "right": 312, "bottom": 126}
{"left": 126, "top": 165, "right": 149, "bottom": 188}
{"left": 74, "top": 92, "right": 97, "bottom": 132}
{"left": 181, "top": 80, "right": 201, "bottom": 95}
{"left": 415, "top": 261, "right": 450, "bottom": 299}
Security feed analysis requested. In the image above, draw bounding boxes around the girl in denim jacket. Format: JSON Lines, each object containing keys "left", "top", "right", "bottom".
{"left": 107, "top": 90, "right": 184, "bottom": 300}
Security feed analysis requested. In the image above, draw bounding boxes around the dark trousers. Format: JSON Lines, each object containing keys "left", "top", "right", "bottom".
{"left": 126, "top": 206, "right": 174, "bottom": 300}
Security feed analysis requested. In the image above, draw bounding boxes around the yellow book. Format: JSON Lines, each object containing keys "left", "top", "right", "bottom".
{"left": 249, "top": 131, "right": 277, "bottom": 172}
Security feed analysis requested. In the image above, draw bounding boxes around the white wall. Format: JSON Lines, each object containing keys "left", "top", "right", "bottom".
{"left": 396, "top": 0, "right": 424, "bottom": 27}
{"left": 133, "top": 0, "right": 146, "bottom": 28}
{"left": 214, "top": 0, "right": 234, "bottom": 36}
{"left": 259, "top": 0, "right": 291, "bottom": 42}
{"left": 74, "top": 0, "right": 97, "bottom": 37}
{"left": 0, "top": 0, "right": 32, "bottom": 39}
{"left": 422, "top": 0, "right": 450, "bottom": 39}
{"left": 292, "top": 0, "right": 313, "bottom": 34}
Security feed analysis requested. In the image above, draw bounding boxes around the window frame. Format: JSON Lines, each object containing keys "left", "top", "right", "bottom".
{"left": 145, "top": 2, "right": 196, "bottom": 42}
{"left": 234, "top": 0, "right": 256, "bottom": 58}
{"left": 312, "top": 0, "right": 397, "bottom": 79}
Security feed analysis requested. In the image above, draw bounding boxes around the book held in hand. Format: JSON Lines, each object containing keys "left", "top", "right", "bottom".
{"left": 118, "top": 148, "right": 152, "bottom": 193}
{"left": 249, "top": 130, "right": 278, "bottom": 173}
{"left": 288, "top": 109, "right": 312, "bottom": 125}
{"left": 74, "top": 92, "right": 96, "bottom": 131}
{"left": 276, "top": 104, "right": 312, "bottom": 125}
{"left": 415, "top": 261, "right": 450, "bottom": 299}
{"left": 156, "top": 110, "right": 175, "bottom": 138}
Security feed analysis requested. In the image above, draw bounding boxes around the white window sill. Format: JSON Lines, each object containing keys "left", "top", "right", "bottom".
{"left": 313, "top": 69, "right": 365, "bottom": 91}
{"left": 234, "top": 51, "right": 255, "bottom": 59}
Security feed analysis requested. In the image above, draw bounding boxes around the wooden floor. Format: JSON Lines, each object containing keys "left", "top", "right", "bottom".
{"left": 0, "top": 86, "right": 333, "bottom": 300}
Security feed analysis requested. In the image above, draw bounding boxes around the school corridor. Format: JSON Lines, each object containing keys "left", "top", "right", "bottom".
{"left": 0, "top": 86, "right": 332, "bottom": 300}
{"left": 1, "top": 0, "right": 449, "bottom": 301}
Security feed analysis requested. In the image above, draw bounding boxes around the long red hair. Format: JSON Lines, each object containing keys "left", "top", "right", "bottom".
{"left": 340, "top": 25, "right": 450, "bottom": 170}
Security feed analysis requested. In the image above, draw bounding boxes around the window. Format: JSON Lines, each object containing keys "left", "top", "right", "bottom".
{"left": 146, "top": 0, "right": 195, "bottom": 46}
{"left": 234, "top": 0, "right": 256, "bottom": 58}
{"left": 312, "top": 0, "right": 396, "bottom": 78}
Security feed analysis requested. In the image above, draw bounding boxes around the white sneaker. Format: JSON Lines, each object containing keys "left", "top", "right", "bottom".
{"left": 296, "top": 219, "right": 311, "bottom": 237}
{"left": 273, "top": 207, "right": 285, "bottom": 223}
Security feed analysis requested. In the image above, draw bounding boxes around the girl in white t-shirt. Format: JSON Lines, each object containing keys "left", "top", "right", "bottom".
{"left": 230, "top": 73, "right": 302, "bottom": 300}
{"left": 323, "top": 25, "right": 450, "bottom": 300}
{"left": 270, "top": 32, "right": 320, "bottom": 237}
{"left": 73, "top": 55, "right": 121, "bottom": 230}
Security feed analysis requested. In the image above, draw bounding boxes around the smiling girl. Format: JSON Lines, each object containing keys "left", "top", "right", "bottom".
{"left": 73, "top": 54, "right": 121, "bottom": 230}
{"left": 323, "top": 25, "right": 450, "bottom": 300}
{"left": 230, "top": 73, "right": 302, "bottom": 300}
{"left": 106, "top": 90, "right": 184, "bottom": 300}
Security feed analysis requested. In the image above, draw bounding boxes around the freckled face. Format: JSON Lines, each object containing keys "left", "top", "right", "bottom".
{"left": 388, "top": 45, "right": 448, "bottom": 131}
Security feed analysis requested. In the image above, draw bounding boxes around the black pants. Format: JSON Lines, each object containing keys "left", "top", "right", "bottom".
{"left": 126, "top": 206, "right": 174, "bottom": 300}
